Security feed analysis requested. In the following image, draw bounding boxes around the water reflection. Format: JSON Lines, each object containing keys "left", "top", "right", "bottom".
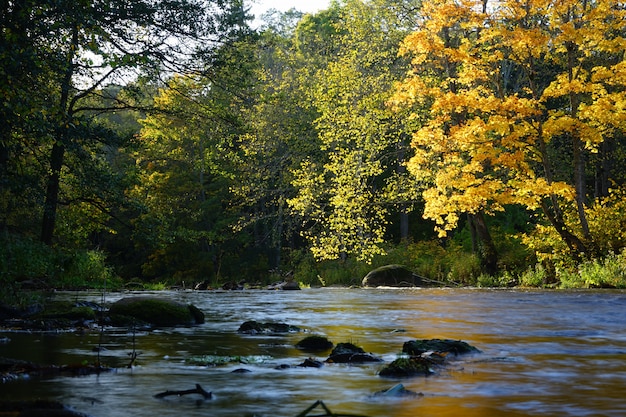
{"left": 1, "top": 288, "right": 625, "bottom": 416}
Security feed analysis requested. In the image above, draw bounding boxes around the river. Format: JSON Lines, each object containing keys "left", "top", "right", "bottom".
{"left": 1, "top": 288, "right": 625, "bottom": 417}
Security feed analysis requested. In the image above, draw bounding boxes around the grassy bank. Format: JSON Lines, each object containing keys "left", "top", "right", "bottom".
{"left": 2, "top": 233, "right": 625, "bottom": 309}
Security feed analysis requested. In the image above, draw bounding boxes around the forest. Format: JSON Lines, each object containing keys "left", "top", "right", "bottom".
{"left": 2, "top": 0, "right": 626, "bottom": 296}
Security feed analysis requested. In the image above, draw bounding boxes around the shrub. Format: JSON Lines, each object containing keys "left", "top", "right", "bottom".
{"left": 57, "top": 249, "right": 118, "bottom": 289}
{"left": 518, "top": 264, "right": 548, "bottom": 287}
{"left": 561, "top": 251, "right": 626, "bottom": 289}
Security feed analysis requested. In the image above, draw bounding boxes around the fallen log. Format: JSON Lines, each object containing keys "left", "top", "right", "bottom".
{"left": 154, "top": 383, "right": 212, "bottom": 400}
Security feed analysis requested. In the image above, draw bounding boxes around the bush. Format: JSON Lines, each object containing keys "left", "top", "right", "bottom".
{"left": 518, "top": 264, "right": 548, "bottom": 287}
{"left": 0, "top": 233, "right": 57, "bottom": 284}
{"left": 56, "top": 249, "right": 119, "bottom": 290}
{"left": 559, "top": 251, "right": 626, "bottom": 289}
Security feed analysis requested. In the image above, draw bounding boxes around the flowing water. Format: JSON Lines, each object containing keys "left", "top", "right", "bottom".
{"left": 1, "top": 288, "right": 625, "bottom": 417}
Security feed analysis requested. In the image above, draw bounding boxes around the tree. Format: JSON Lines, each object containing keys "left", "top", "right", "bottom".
{"left": 286, "top": 0, "right": 423, "bottom": 263}
{"left": 394, "top": 0, "right": 626, "bottom": 263}
{"left": 1, "top": 0, "right": 248, "bottom": 246}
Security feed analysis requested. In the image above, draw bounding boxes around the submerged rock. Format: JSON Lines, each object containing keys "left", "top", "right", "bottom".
{"left": 267, "top": 281, "right": 301, "bottom": 290}
{"left": 372, "top": 383, "right": 424, "bottom": 398}
{"left": 402, "top": 339, "right": 481, "bottom": 356}
{"left": 237, "top": 320, "right": 301, "bottom": 334}
{"left": 326, "top": 342, "right": 382, "bottom": 363}
{"left": 0, "top": 400, "right": 92, "bottom": 417}
{"left": 298, "top": 358, "right": 324, "bottom": 368}
{"left": 108, "top": 297, "right": 205, "bottom": 327}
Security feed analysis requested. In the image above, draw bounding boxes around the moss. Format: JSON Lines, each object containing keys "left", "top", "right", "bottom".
{"left": 33, "top": 301, "right": 96, "bottom": 321}
{"left": 108, "top": 297, "right": 203, "bottom": 326}
{"left": 378, "top": 357, "right": 434, "bottom": 377}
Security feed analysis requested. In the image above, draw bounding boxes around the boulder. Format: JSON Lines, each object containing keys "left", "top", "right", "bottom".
{"left": 108, "top": 297, "right": 204, "bottom": 327}
{"left": 362, "top": 264, "right": 420, "bottom": 287}
{"left": 378, "top": 356, "right": 435, "bottom": 377}
{"left": 295, "top": 335, "right": 334, "bottom": 352}
{"left": 402, "top": 339, "right": 481, "bottom": 356}
{"left": 326, "top": 342, "right": 382, "bottom": 363}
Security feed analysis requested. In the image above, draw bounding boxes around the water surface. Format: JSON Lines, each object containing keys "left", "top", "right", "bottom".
{"left": 1, "top": 288, "right": 625, "bottom": 416}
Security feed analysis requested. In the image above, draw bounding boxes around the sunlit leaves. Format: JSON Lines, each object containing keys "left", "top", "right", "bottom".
{"left": 287, "top": 0, "right": 419, "bottom": 263}
{"left": 395, "top": 0, "right": 626, "bottom": 256}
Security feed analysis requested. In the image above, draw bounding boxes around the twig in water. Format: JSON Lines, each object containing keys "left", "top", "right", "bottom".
{"left": 154, "top": 383, "right": 212, "bottom": 400}
{"left": 127, "top": 321, "right": 141, "bottom": 368}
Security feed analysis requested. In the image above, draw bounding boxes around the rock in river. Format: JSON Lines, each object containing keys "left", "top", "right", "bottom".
{"left": 362, "top": 264, "right": 422, "bottom": 287}
{"left": 295, "top": 335, "right": 334, "bottom": 352}
{"left": 237, "top": 320, "right": 301, "bottom": 334}
{"left": 108, "top": 296, "right": 205, "bottom": 327}
{"left": 326, "top": 342, "right": 382, "bottom": 363}
{"left": 402, "top": 338, "right": 481, "bottom": 356}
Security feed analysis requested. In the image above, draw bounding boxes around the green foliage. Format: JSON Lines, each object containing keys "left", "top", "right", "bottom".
{"left": 0, "top": 233, "right": 120, "bottom": 302}
{"left": 518, "top": 264, "right": 549, "bottom": 288}
{"left": 559, "top": 252, "right": 626, "bottom": 289}
{"left": 290, "top": 249, "right": 371, "bottom": 287}
{"left": 0, "top": 233, "right": 57, "bottom": 284}
{"left": 56, "top": 249, "right": 119, "bottom": 290}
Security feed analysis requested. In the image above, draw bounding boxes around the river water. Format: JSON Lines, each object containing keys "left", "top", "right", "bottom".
{"left": 1, "top": 288, "right": 625, "bottom": 417}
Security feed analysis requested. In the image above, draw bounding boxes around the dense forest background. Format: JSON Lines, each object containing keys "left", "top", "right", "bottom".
{"left": 2, "top": 0, "right": 626, "bottom": 295}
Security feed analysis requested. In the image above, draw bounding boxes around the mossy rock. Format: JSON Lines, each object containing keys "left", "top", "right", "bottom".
{"left": 34, "top": 301, "right": 96, "bottom": 321}
{"left": 295, "top": 335, "right": 334, "bottom": 351}
{"left": 362, "top": 265, "right": 416, "bottom": 287}
{"left": 378, "top": 357, "right": 434, "bottom": 377}
{"left": 402, "top": 339, "right": 480, "bottom": 356}
{"left": 108, "top": 297, "right": 204, "bottom": 327}
{"left": 327, "top": 342, "right": 382, "bottom": 363}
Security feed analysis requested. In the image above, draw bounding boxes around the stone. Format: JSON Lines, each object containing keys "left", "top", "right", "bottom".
{"left": 295, "top": 335, "right": 334, "bottom": 351}
{"left": 402, "top": 339, "right": 481, "bottom": 356}
{"left": 237, "top": 320, "right": 301, "bottom": 334}
{"left": 326, "top": 342, "right": 382, "bottom": 363}
{"left": 108, "top": 297, "right": 204, "bottom": 327}
{"left": 378, "top": 357, "right": 435, "bottom": 377}
{"left": 362, "top": 264, "right": 420, "bottom": 287}
{"left": 372, "top": 383, "right": 424, "bottom": 398}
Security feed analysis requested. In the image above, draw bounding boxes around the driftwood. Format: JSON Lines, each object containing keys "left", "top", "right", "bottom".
{"left": 154, "top": 383, "right": 212, "bottom": 400}
{"left": 295, "top": 400, "right": 369, "bottom": 417}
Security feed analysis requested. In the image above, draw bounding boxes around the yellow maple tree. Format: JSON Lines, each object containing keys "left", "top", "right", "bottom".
{"left": 394, "top": 0, "right": 626, "bottom": 259}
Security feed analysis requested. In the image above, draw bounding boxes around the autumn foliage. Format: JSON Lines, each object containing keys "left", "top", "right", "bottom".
{"left": 394, "top": 0, "right": 626, "bottom": 261}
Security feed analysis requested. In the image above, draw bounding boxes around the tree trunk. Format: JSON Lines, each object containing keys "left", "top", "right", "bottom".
{"left": 400, "top": 210, "right": 409, "bottom": 241}
{"left": 41, "top": 142, "right": 65, "bottom": 245}
{"left": 468, "top": 212, "right": 498, "bottom": 275}
{"left": 566, "top": 40, "right": 593, "bottom": 250}
{"left": 539, "top": 199, "right": 587, "bottom": 257}
{"left": 40, "top": 26, "right": 77, "bottom": 245}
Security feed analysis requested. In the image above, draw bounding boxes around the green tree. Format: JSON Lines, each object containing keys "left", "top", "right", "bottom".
{"left": 288, "top": 0, "right": 421, "bottom": 263}
{"left": 1, "top": 0, "right": 248, "bottom": 247}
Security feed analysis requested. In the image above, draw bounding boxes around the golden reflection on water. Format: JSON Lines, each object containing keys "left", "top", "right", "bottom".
{"left": 1, "top": 288, "right": 626, "bottom": 417}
